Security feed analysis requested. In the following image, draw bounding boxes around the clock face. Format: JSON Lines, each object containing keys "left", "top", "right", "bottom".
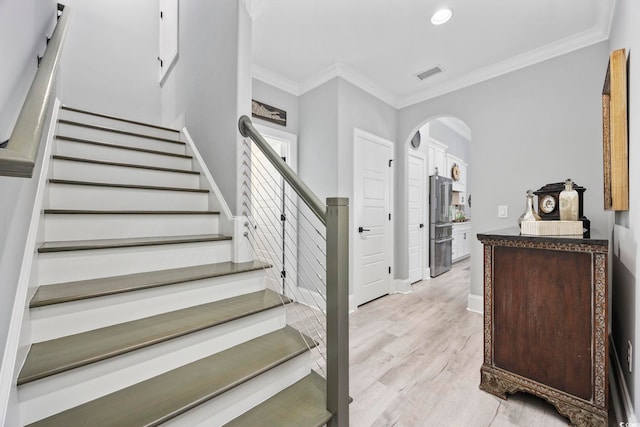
{"left": 540, "top": 194, "right": 557, "bottom": 214}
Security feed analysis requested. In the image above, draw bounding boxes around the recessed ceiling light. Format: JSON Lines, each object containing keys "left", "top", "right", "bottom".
{"left": 431, "top": 8, "right": 453, "bottom": 25}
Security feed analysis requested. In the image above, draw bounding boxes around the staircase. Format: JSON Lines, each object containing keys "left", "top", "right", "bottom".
{"left": 16, "top": 106, "right": 331, "bottom": 426}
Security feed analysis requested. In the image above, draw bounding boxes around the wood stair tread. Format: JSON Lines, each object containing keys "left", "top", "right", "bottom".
{"left": 223, "top": 371, "right": 332, "bottom": 427}
{"left": 55, "top": 135, "right": 192, "bottom": 158}
{"left": 61, "top": 105, "right": 180, "bottom": 133}
{"left": 48, "top": 178, "right": 209, "bottom": 193}
{"left": 58, "top": 119, "right": 184, "bottom": 144}
{"left": 43, "top": 209, "right": 220, "bottom": 215}
{"left": 52, "top": 154, "right": 200, "bottom": 175}
{"left": 19, "top": 289, "right": 292, "bottom": 385}
{"left": 26, "top": 327, "right": 312, "bottom": 427}
{"left": 38, "top": 234, "right": 231, "bottom": 253}
{"left": 31, "top": 260, "right": 269, "bottom": 307}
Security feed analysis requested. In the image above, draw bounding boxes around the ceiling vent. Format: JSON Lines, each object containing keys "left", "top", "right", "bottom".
{"left": 416, "top": 66, "right": 444, "bottom": 81}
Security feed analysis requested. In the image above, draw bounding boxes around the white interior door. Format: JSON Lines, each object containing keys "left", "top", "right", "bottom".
{"left": 354, "top": 129, "right": 394, "bottom": 306}
{"left": 250, "top": 127, "right": 298, "bottom": 296}
{"left": 408, "top": 151, "right": 426, "bottom": 284}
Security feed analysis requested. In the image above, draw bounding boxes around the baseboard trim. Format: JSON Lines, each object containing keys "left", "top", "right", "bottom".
{"left": 610, "top": 336, "right": 637, "bottom": 424}
{"left": 467, "top": 293, "right": 483, "bottom": 314}
{"left": 393, "top": 278, "right": 411, "bottom": 295}
{"left": 349, "top": 294, "right": 357, "bottom": 313}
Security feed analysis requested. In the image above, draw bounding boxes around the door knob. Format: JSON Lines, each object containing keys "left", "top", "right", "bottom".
{"left": 358, "top": 227, "right": 370, "bottom": 233}
{"left": 419, "top": 223, "right": 424, "bottom": 228}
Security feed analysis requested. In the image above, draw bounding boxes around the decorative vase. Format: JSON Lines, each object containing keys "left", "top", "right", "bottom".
{"left": 518, "top": 190, "right": 541, "bottom": 227}
{"left": 559, "top": 179, "right": 579, "bottom": 221}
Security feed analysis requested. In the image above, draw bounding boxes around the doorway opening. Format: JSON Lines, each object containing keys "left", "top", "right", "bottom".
{"left": 407, "top": 116, "right": 471, "bottom": 283}
{"left": 250, "top": 125, "right": 298, "bottom": 297}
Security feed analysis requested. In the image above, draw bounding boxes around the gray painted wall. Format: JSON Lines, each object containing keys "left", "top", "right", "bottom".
{"left": 161, "top": 0, "right": 251, "bottom": 214}
{"left": 608, "top": 0, "right": 640, "bottom": 412}
{"left": 0, "top": 0, "right": 56, "bottom": 142}
{"left": 252, "top": 79, "right": 299, "bottom": 135}
{"left": 397, "top": 42, "right": 612, "bottom": 302}
{"left": 429, "top": 119, "right": 470, "bottom": 162}
{"left": 337, "top": 79, "right": 398, "bottom": 296}
{"left": 427, "top": 119, "right": 471, "bottom": 217}
{"left": 298, "top": 77, "right": 398, "bottom": 297}
{"left": 58, "top": 0, "right": 162, "bottom": 124}
{"left": 299, "top": 78, "right": 339, "bottom": 200}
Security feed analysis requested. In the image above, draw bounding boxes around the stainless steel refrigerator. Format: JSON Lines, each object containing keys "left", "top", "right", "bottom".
{"left": 429, "top": 174, "right": 453, "bottom": 277}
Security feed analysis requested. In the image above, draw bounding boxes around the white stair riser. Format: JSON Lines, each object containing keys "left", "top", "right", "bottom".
{"left": 60, "top": 109, "right": 180, "bottom": 140}
{"left": 44, "top": 213, "right": 219, "bottom": 241}
{"left": 19, "top": 309, "right": 289, "bottom": 425}
{"left": 58, "top": 122, "right": 185, "bottom": 155}
{"left": 55, "top": 138, "right": 192, "bottom": 170}
{"left": 51, "top": 158, "right": 200, "bottom": 189}
{"left": 48, "top": 184, "right": 209, "bottom": 211}
{"left": 166, "top": 354, "right": 311, "bottom": 427}
{"left": 30, "top": 271, "right": 266, "bottom": 341}
{"left": 38, "top": 240, "right": 232, "bottom": 284}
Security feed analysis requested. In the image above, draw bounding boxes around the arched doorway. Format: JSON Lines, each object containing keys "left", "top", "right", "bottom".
{"left": 406, "top": 116, "right": 471, "bottom": 282}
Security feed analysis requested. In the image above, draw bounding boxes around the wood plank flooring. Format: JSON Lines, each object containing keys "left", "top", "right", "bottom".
{"left": 349, "top": 258, "right": 573, "bottom": 426}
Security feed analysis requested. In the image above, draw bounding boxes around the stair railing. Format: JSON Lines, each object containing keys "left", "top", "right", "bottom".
{"left": 238, "top": 116, "right": 349, "bottom": 426}
{"left": 0, "top": 4, "right": 70, "bottom": 178}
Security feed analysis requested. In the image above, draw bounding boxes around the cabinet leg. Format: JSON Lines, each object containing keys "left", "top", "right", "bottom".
{"left": 480, "top": 366, "right": 607, "bottom": 427}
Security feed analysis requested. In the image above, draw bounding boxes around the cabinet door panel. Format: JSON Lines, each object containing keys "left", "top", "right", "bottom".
{"left": 493, "top": 246, "right": 593, "bottom": 400}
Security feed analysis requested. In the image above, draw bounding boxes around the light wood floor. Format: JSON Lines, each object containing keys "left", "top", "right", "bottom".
{"left": 348, "top": 258, "right": 573, "bottom": 426}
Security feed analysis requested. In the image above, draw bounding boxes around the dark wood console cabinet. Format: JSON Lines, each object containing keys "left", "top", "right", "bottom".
{"left": 477, "top": 229, "right": 608, "bottom": 426}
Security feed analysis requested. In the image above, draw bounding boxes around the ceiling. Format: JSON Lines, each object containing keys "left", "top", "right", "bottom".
{"left": 250, "top": 0, "right": 615, "bottom": 109}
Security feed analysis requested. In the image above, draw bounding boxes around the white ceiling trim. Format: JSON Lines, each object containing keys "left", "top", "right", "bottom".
{"left": 438, "top": 117, "right": 471, "bottom": 141}
{"left": 398, "top": 26, "right": 610, "bottom": 108}
{"left": 298, "top": 62, "right": 400, "bottom": 107}
{"left": 253, "top": 1, "right": 614, "bottom": 111}
{"left": 252, "top": 63, "right": 300, "bottom": 95}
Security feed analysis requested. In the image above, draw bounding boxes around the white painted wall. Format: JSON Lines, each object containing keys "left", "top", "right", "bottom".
{"left": 0, "top": 1, "right": 56, "bottom": 423}
{"left": 59, "top": 0, "right": 162, "bottom": 124}
{"left": 397, "top": 42, "right": 612, "bottom": 302}
{"left": 608, "top": 0, "right": 640, "bottom": 414}
{"left": 0, "top": 0, "right": 56, "bottom": 142}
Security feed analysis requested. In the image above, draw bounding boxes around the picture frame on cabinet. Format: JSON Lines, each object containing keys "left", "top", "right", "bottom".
{"left": 602, "top": 48, "right": 628, "bottom": 211}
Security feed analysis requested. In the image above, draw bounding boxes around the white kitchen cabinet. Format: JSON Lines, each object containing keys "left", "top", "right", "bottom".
{"left": 428, "top": 140, "right": 448, "bottom": 176}
{"left": 452, "top": 222, "right": 472, "bottom": 262}
{"left": 446, "top": 154, "right": 467, "bottom": 192}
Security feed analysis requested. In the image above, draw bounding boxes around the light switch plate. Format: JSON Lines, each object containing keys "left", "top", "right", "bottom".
{"left": 498, "top": 205, "right": 508, "bottom": 218}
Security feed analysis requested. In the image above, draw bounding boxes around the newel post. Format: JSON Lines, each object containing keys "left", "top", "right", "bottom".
{"left": 326, "top": 197, "right": 349, "bottom": 426}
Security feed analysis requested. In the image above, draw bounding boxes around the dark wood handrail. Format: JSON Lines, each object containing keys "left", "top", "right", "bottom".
{"left": 0, "top": 4, "right": 71, "bottom": 178}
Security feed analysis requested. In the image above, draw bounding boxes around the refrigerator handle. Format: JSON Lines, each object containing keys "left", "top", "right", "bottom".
{"left": 435, "top": 237, "right": 454, "bottom": 244}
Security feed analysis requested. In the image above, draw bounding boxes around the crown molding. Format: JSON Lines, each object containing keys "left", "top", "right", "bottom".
{"left": 438, "top": 117, "right": 471, "bottom": 141}
{"left": 252, "top": 63, "right": 300, "bottom": 95}
{"left": 252, "top": 0, "right": 615, "bottom": 111}
{"left": 398, "top": 25, "right": 610, "bottom": 108}
{"left": 298, "top": 62, "right": 400, "bottom": 107}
